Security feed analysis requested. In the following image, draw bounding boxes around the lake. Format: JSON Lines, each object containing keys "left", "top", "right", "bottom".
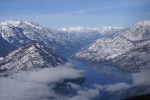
{"left": 66, "top": 56, "right": 132, "bottom": 100}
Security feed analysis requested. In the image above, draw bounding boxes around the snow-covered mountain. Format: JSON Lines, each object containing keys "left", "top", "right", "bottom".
{"left": 58, "top": 27, "right": 124, "bottom": 52}
{"left": 73, "top": 36, "right": 134, "bottom": 61}
{"left": 0, "top": 41, "right": 85, "bottom": 99}
{"left": 123, "top": 20, "right": 150, "bottom": 41}
{"left": 0, "top": 20, "right": 124, "bottom": 55}
{"left": 58, "top": 26, "right": 123, "bottom": 37}
{"left": 112, "top": 43, "right": 150, "bottom": 72}
{"left": 0, "top": 42, "right": 67, "bottom": 74}
{"left": 0, "top": 20, "right": 73, "bottom": 52}
{"left": 74, "top": 20, "right": 150, "bottom": 72}
{"left": 1, "top": 20, "right": 149, "bottom": 72}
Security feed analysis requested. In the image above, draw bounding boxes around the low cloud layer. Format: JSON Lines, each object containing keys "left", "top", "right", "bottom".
{"left": 0, "top": 77, "right": 57, "bottom": 100}
{"left": 0, "top": 63, "right": 102, "bottom": 100}
{"left": 0, "top": 63, "right": 150, "bottom": 100}
{"left": 10, "top": 66, "right": 83, "bottom": 84}
{"left": 94, "top": 83, "right": 130, "bottom": 93}
{"left": 0, "top": 64, "right": 84, "bottom": 100}
{"left": 131, "top": 68, "right": 150, "bottom": 86}
{"left": 70, "top": 87, "right": 100, "bottom": 100}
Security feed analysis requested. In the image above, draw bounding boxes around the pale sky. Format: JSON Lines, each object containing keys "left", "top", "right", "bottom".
{"left": 0, "top": 0, "right": 150, "bottom": 28}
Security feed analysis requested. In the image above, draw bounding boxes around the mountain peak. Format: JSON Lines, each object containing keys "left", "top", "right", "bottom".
{"left": 0, "top": 20, "right": 41, "bottom": 29}
{"left": 24, "top": 21, "right": 40, "bottom": 27}
{"left": 21, "top": 42, "right": 44, "bottom": 50}
{"left": 58, "top": 26, "right": 124, "bottom": 33}
{"left": 0, "top": 42, "right": 67, "bottom": 73}
{"left": 135, "top": 20, "right": 150, "bottom": 27}
{"left": 0, "top": 20, "right": 22, "bottom": 27}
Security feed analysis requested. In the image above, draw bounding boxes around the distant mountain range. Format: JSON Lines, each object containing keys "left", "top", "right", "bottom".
{"left": 0, "top": 20, "right": 123, "bottom": 55}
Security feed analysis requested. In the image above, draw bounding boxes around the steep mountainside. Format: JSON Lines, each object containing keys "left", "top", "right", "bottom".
{"left": 74, "top": 36, "right": 134, "bottom": 61}
{"left": 74, "top": 20, "right": 150, "bottom": 72}
{"left": 0, "top": 20, "right": 73, "bottom": 52}
{"left": 123, "top": 20, "right": 150, "bottom": 41}
{"left": 0, "top": 42, "right": 67, "bottom": 73}
{"left": 0, "top": 36, "right": 16, "bottom": 57}
{"left": 112, "top": 43, "right": 150, "bottom": 72}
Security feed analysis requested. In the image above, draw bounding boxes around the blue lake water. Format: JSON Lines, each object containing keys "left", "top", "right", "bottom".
{"left": 66, "top": 56, "right": 132, "bottom": 100}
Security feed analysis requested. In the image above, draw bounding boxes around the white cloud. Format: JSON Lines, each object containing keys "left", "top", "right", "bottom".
{"left": 0, "top": 74, "right": 130, "bottom": 100}
{"left": 103, "top": 83, "right": 130, "bottom": 93}
{"left": 131, "top": 68, "right": 150, "bottom": 85}
{"left": 77, "top": 88, "right": 100, "bottom": 98}
{"left": 9, "top": 64, "right": 84, "bottom": 84}
{"left": 67, "top": 82, "right": 80, "bottom": 89}
{"left": 70, "top": 95, "right": 91, "bottom": 100}
{"left": 0, "top": 57, "right": 3, "bottom": 60}
{"left": 0, "top": 62, "right": 101, "bottom": 100}
{"left": 70, "top": 87, "right": 100, "bottom": 100}
{"left": 1, "top": 63, "right": 149, "bottom": 100}
{"left": 0, "top": 77, "right": 59, "bottom": 100}
{"left": 94, "top": 83, "right": 130, "bottom": 93}
{"left": 0, "top": 64, "right": 84, "bottom": 100}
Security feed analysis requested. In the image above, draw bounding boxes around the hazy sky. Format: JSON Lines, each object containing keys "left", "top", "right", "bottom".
{"left": 0, "top": 0, "right": 150, "bottom": 28}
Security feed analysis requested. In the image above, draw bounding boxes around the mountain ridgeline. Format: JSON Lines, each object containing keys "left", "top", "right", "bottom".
{"left": 0, "top": 42, "right": 67, "bottom": 74}
{"left": 74, "top": 20, "right": 150, "bottom": 72}
{"left": 0, "top": 20, "right": 150, "bottom": 72}
{"left": 0, "top": 20, "right": 123, "bottom": 55}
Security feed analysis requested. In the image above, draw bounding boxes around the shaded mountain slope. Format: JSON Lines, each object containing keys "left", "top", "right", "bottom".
{"left": 0, "top": 36, "right": 16, "bottom": 57}
{"left": 0, "top": 42, "right": 67, "bottom": 73}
